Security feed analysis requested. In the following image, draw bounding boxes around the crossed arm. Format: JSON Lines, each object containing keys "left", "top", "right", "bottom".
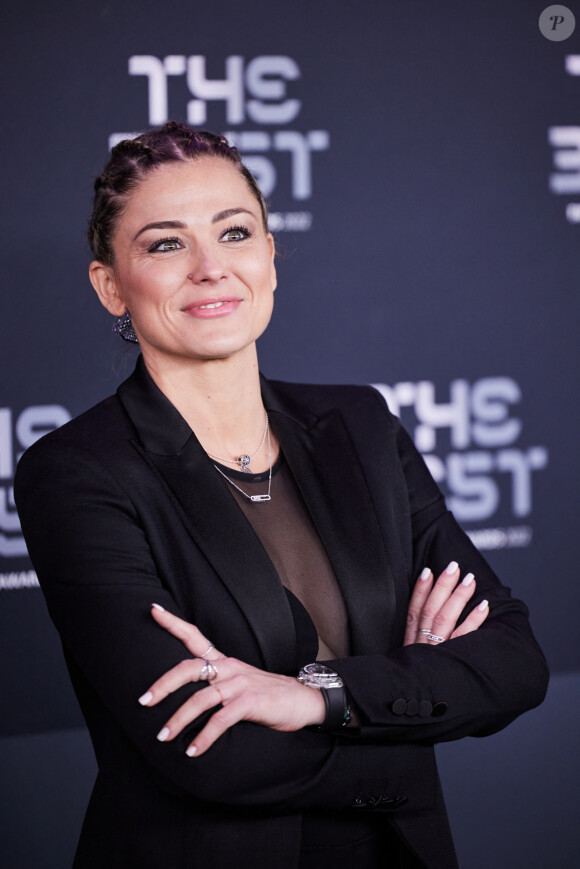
{"left": 140, "top": 561, "right": 490, "bottom": 757}
{"left": 15, "top": 422, "right": 548, "bottom": 808}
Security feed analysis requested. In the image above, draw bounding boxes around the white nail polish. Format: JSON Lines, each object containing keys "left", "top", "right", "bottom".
{"left": 445, "top": 561, "right": 459, "bottom": 575}
{"left": 420, "top": 568, "right": 432, "bottom": 581}
{"left": 461, "top": 573, "right": 475, "bottom": 586}
{"left": 138, "top": 691, "right": 152, "bottom": 706}
{"left": 186, "top": 745, "right": 197, "bottom": 757}
{"left": 477, "top": 599, "right": 489, "bottom": 611}
{"left": 152, "top": 603, "right": 165, "bottom": 612}
{"left": 157, "top": 727, "right": 170, "bottom": 742}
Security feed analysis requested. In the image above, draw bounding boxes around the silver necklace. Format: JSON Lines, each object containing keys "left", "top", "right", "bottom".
{"left": 207, "top": 412, "right": 269, "bottom": 473}
{"left": 213, "top": 425, "right": 272, "bottom": 502}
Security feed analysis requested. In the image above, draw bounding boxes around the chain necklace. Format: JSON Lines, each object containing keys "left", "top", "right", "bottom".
{"left": 213, "top": 425, "right": 272, "bottom": 502}
{"left": 206, "top": 411, "right": 269, "bottom": 473}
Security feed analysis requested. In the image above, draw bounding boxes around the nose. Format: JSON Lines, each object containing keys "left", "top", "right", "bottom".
{"left": 187, "top": 244, "right": 228, "bottom": 284}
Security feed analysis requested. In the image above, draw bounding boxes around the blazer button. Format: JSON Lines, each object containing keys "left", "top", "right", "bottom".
{"left": 431, "top": 701, "right": 448, "bottom": 717}
{"left": 405, "top": 699, "right": 419, "bottom": 716}
{"left": 418, "top": 700, "right": 433, "bottom": 717}
{"left": 391, "top": 698, "right": 407, "bottom": 715}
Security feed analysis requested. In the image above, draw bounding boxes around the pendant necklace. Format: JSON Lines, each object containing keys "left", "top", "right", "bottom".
{"left": 206, "top": 411, "right": 269, "bottom": 473}
{"left": 212, "top": 423, "right": 272, "bottom": 502}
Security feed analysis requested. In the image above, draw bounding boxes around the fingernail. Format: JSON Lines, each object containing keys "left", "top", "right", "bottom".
{"left": 157, "top": 727, "right": 170, "bottom": 742}
{"left": 461, "top": 573, "right": 475, "bottom": 586}
{"left": 477, "top": 599, "right": 489, "bottom": 611}
{"left": 445, "top": 561, "right": 459, "bottom": 574}
{"left": 152, "top": 603, "right": 165, "bottom": 612}
{"left": 138, "top": 691, "right": 153, "bottom": 706}
{"left": 186, "top": 745, "right": 197, "bottom": 757}
{"left": 420, "top": 568, "right": 432, "bottom": 581}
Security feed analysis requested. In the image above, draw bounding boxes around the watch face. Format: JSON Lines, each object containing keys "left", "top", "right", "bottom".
{"left": 303, "top": 664, "right": 337, "bottom": 678}
{"left": 299, "top": 663, "right": 344, "bottom": 689}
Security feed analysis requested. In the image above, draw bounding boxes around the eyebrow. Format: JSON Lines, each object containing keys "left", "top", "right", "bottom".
{"left": 132, "top": 220, "right": 185, "bottom": 241}
{"left": 132, "top": 208, "right": 255, "bottom": 242}
{"left": 211, "top": 207, "right": 255, "bottom": 224}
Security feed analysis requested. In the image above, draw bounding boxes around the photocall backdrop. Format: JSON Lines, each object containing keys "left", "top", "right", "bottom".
{"left": 1, "top": 2, "right": 578, "bottom": 866}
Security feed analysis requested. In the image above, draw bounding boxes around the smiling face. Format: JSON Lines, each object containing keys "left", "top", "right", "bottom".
{"left": 90, "top": 156, "right": 276, "bottom": 374}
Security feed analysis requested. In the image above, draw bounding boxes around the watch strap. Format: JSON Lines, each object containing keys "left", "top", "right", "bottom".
{"left": 318, "top": 685, "right": 350, "bottom": 731}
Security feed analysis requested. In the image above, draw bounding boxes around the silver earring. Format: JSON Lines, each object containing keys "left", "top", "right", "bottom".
{"left": 112, "top": 311, "right": 138, "bottom": 343}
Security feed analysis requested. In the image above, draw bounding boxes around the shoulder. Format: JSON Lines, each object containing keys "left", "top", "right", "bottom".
{"left": 23, "top": 392, "right": 131, "bottom": 454}
{"left": 263, "top": 377, "right": 395, "bottom": 425}
{"left": 15, "top": 392, "right": 135, "bottom": 494}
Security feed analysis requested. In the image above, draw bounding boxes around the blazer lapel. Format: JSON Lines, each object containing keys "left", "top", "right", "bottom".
{"left": 262, "top": 381, "right": 397, "bottom": 656}
{"left": 118, "top": 358, "right": 398, "bottom": 669}
{"left": 117, "top": 359, "right": 298, "bottom": 675}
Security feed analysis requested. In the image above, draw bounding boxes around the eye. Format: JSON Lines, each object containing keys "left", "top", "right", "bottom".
{"left": 147, "top": 237, "right": 183, "bottom": 253}
{"left": 221, "top": 225, "right": 252, "bottom": 243}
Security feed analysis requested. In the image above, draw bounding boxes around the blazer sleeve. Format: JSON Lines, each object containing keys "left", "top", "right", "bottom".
{"left": 325, "top": 391, "right": 549, "bottom": 743}
{"left": 14, "top": 432, "right": 439, "bottom": 814}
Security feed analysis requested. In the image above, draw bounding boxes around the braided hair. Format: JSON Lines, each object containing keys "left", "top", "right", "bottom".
{"left": 88, "top": 122, "right": 268, "bottom": 265}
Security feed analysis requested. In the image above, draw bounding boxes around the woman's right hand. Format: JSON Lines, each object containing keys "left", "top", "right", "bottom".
{"left": 403, "top": 561, "right": 489, "bottom": 647}
{"left": 138, "top": 606, "right": 327, "bottom": 758}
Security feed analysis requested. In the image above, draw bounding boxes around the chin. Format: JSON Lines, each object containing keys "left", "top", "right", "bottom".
{"left": 190, "top": 340, "right": 255, "bottom": 362}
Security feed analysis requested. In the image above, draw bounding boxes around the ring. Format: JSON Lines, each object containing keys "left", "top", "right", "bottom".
{"left": 200, "top": 642, "right": 214, "bottom": 657}
{"left": 199, "top": 659, "right": 218, "bottom": 681}
{"left": 215, "top": 685, "right": 225, "bottom": 705}
{"left": 417, "top": 628, "right": 432, "bottom": 635}
{"left": 426, "top": 633, "right": 446, "bottom": 644}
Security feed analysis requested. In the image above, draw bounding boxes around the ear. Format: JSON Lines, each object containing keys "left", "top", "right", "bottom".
{"left": 267, "top": 233, "right": 277, "bottom": 292}
{"left": 89, "top": 261, "right": 126, "bottom": 316}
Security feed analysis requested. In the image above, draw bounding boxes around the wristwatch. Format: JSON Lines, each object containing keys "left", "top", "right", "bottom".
{"left": 297, "top": 663, "right": 351, "bottom": 731}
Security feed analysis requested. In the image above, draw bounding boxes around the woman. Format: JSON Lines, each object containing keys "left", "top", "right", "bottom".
{"left": 14, "top": 123, "right": 548, "bottom": 869}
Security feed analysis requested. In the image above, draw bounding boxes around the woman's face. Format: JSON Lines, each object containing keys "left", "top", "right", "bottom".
{"left": 90, "top": 157, "right": 276, "bottom": 371}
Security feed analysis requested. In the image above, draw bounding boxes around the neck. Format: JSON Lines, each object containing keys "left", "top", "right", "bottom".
{"left": 141, "top": 346, "right": 275, "bottom": 469}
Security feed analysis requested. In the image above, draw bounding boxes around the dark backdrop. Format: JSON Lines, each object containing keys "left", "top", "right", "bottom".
{"left": 1, "top": 2, "right": 578, "bottom": 866}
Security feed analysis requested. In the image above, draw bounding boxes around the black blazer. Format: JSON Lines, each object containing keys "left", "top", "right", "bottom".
{"left": 15, "top": 357, "right": 548, "bottom": 869}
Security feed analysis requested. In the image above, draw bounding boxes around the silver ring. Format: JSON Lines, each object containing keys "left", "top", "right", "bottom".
{"left": 199, "top": 659, "right": 218, "bottom": 681}
{"left": 417, "top": 628, "right": 432, "bottom": 635}
{"left": 426, "top": 633, "right": 446, "bottom": 644}
{"left": 200, "top": 642, "right": 214, "bottom": 657}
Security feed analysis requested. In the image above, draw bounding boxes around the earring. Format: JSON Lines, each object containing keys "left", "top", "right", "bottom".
{"left": 112, "top": 311, "right": 138, "bottom": 343}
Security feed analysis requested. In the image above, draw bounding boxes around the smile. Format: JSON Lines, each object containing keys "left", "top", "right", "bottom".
{"left": 182, "top": 297, "right": 243, "bottom": 319}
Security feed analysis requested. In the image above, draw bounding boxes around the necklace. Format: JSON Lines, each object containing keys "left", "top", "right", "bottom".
{"left": 207, "top": 412, "right": 269, "bottom": 473}
{"left": 213, "top": 425, "right": 272, "bottom": 502}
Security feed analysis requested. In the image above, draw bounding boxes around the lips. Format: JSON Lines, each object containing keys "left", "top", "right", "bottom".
{"left": 181, "top": 297, "right": 242, "bottom": 319}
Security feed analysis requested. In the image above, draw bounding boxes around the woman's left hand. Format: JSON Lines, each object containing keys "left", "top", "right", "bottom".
{"left": 403, "top": 561, "right": 489, "bottom": 647}
{"left": 138, "top": 605, "right": 326, "bottom": 757}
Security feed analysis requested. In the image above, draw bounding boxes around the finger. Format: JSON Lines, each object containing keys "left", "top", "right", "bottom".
{"left": 139, "top": 657, "right": 226, "bottom": 707}
{"left": 150, "top": 604, "right": 223, "bottom": 659}
{"left": 156, "top": 684, "right": 225, "bottom": 743}
{"left": 414, "top": 561, "right": 460, "bottom": 644}
{"left": 403, "top": 568, "right": 433, "bottom": 646}
{"left": 186, "top": 695, "right": 250, "bottom": 757}
{"left": 451, "top": 599, "right": 489, "bottom": 639}
{"left": 428, "top": 572, "right": 477, "bottom": 641}
{"left": 185, "top": 681, "right": 320, "bottom": 756}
